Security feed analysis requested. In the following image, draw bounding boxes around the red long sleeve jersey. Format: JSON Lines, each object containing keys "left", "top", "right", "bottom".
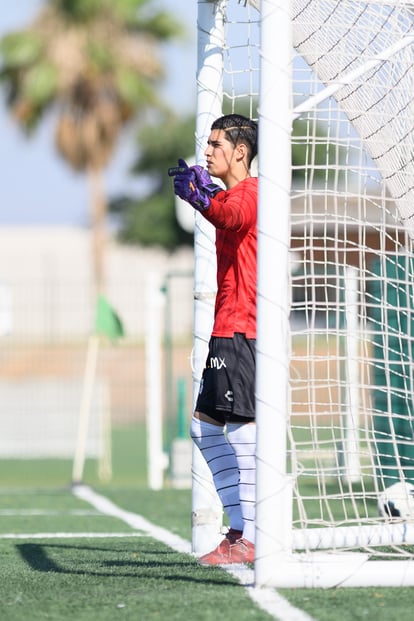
{"left": 202, "top": 176, "right": 258, "bottom": 339}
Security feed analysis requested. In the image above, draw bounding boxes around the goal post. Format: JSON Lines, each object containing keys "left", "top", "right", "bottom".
{"left": 191, "top": 0, "right": 226, "bottom": 555}
{"left": 193, "top": 0, "right": 414, "bottom": 587}
{"left": 255, "top": 0, "right": 293, "bottom": 585}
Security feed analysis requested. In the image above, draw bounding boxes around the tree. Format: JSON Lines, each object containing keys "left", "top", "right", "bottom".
{"left": 109, "top": 113, "right": 196, "bottom": 249}
{"left": 0, "top": 0, "right": 182, "bottom": 295}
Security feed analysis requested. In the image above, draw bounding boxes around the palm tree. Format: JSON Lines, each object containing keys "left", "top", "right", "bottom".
{"left": 0, "top": 0, "right": 182, "bottom": 296}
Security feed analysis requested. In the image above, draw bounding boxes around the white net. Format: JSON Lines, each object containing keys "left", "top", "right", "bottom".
{"left": 293, "top": 0, "right": 414, "bottom": 237}
{"left": 289, "top": 0, "right": 414, "bottom": 560}
{"left": 195, "top": 1, "right": 414, "bottom": 580}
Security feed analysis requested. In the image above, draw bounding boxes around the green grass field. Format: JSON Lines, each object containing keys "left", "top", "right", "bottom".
{"left": 1, "top": 424, "right": 414, "bottom": 621}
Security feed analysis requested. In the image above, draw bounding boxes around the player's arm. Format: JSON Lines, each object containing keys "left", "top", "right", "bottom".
{"left": 203, "top": 182, "right": 257, "bottom": 232}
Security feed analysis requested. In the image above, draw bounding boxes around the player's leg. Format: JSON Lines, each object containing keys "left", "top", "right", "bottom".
{"left": 190, "top": 411, "right": 243, "bottom": 534}
{"left": 226, "top": 420, "right": 256, "bottom": 545}
{"left": 197, "top": 417, "right": 256, "bottom": 565}
{"left": 197, "top": 334, "right": 256, "bottom": 565}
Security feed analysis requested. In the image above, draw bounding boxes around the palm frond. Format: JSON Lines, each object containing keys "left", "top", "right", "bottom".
{"left": 0, "top": 0, "right": 181, "bottom": 170}
{"left": 0, "top": 31, "right": 43, "bottom": 68}
{"left": 23, "top": 62, "right": 59, "bottom": 105}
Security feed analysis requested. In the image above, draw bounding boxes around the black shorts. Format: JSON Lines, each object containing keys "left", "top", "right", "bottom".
{"left": 195, "top": 333, "right": 256, "bottom": 424}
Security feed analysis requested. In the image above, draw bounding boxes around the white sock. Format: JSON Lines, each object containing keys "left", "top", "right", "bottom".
{"left": 226, "top": 422, "right": 256, "bottom": 544}
{"left": 190, "top": 417, "right": 243, "bottom": 532}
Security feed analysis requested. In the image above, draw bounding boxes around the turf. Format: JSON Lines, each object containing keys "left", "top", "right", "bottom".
{"left": 0, "top": 537, "right": 273, "bottom": 621}
{"left": 2, "top": 424, "right": 414, "bottom": 621}
{"left": 0, "top": 489, "right": 273, "bottom": 621}
{"left": 283, "top": 587, "right": 414, "bottom": 621}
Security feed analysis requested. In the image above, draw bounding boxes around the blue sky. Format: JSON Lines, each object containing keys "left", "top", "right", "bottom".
{"left": 0, "top": 0, "right": 197, "bottom": 226}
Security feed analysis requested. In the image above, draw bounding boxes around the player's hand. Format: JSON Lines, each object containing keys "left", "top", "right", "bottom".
{"left": 167, "top": 158, "right": 192, "bottom": 179}
{"left": 169, "top": 158, "right": 209, "bottom": 211}
{"left": 168, "top": 159, "right": 222, "bottom": 211}
{"left": 191, "top": 166, "right": 223, "bottom": 198}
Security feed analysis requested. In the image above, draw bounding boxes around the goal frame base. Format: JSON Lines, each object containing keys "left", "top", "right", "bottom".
{"left": 255, "top": 551, "right": 414, "bottom": 588}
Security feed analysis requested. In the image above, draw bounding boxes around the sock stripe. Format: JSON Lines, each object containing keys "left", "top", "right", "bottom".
{"left": 190, "top": 416, "right": 244, "bottom": 532}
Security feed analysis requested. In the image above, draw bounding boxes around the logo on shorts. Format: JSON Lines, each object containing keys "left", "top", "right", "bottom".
{"left": 224, "top": 390, "right": 233, "bottom": 402}
{"left": 209, "top": 356, "right": 227, "bottom": 370}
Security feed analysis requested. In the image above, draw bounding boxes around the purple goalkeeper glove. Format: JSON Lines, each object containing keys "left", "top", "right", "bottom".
{"left": 168, "top": 159, "right": 222, "bottom": 211}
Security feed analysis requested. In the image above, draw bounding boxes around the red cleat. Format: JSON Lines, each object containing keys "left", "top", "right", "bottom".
{"left": 199, "top": 536, "right": 254, "bottom": 565}
{"left": 198, "top": 528, "right": 242, "bottom": 565}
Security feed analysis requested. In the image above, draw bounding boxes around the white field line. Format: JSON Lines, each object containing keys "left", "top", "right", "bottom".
{"left": 0, "top": 509, "right": 101, "bottom": 516}
{"left": 0, "top": 532, "right": 144, "bottom": 539}
{"left": 73, "top": 485, "right": 317, "bottom": 621}
{"left": 72, "top": 484, "right": 192, "bottom": 555}
{"left": 227, "top": 566, "right": 317, "bottom": 621}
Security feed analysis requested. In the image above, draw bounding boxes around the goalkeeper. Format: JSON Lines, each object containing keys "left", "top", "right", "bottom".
{"left": 170, "top": 114, "right": 258, "bottom": 565}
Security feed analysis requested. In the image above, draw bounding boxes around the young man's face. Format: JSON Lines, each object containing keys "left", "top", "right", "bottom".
{"left": 204, "top": 129, "right": 236, "bottom": 181}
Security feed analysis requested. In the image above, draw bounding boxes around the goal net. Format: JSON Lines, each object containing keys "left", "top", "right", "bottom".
{"left": 193, "top": 0, "right": 414, "bottom": 587}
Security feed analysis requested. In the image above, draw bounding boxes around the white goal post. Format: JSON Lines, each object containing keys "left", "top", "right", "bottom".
{"left": 193, "top": 0, "right": 414, "bottom": 587}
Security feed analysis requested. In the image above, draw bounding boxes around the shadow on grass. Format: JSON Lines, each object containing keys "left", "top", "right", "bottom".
{"left": 16, "top": 542, "right": 238, "bottom": 586}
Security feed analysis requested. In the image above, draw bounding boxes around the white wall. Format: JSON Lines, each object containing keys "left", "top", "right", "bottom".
{"left": 0, "top": 226, "right": 195, "bottom": 341}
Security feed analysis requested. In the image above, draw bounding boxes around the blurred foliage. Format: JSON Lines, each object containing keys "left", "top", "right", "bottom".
{"left": 0, "top": 0, "right": 183, "bottom": 164}
{"left": 110, "top": 113, "right": 196, "bottom": 249}
{"left": 292, "top": 118, "right": 347, "bottom": 187}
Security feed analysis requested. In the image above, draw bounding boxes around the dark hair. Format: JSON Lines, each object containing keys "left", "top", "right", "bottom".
{"left": 211, "top": 114, "right": 258, "bottom": 166}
